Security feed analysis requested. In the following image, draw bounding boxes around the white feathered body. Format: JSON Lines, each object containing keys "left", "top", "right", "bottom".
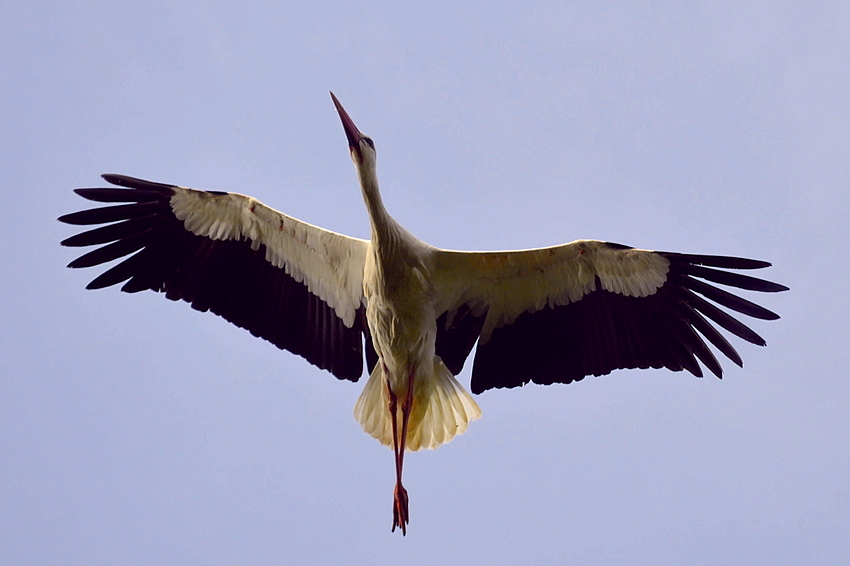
{"left": 354, "top": 212, "right": 481, "bottom": 452}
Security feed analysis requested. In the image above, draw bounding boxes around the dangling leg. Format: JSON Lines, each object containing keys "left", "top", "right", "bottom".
{"left": 386, "top": 371, "right": 409, "bottom": 535}
{"left": 392, "top": 366, "right": 416, "bottom": 534}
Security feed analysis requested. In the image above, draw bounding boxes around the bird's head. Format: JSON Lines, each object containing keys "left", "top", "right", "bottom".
{"left": 331, "top": 92, "right": 376, "bottom": 170}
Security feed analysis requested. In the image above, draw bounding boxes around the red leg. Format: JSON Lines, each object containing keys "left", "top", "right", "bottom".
{"left": 386, "top": 372, "right": 409, "bottom": 535}
{"left": 385, "top": 374, "right": 401, "bottom": 483}
{"left": 391, "top": 366, "right": 415, "bottom": 534}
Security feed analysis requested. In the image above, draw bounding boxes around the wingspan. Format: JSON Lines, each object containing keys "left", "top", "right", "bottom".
{"left": 432, "top": 240, "right": 787, "bottom": 393}
{"left": 60, "top": 174, "right": 371, "bottom": 381}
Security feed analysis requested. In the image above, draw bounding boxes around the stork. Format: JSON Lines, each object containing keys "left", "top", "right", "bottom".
{"left": 59, "top": 93, "right": 787, "bottom": 534}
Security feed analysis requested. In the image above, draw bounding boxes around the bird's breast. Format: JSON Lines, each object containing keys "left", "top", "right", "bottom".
{"left": 363, "top": 251, "right": 437, "bottom": 387}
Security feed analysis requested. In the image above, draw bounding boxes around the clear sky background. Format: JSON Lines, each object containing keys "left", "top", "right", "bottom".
{"left": 2, "top": 1, "right": 847, "bottom": 564}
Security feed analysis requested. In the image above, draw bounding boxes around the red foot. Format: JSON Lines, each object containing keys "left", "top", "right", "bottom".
{"left": 392, "top": 483, "right": 409, "bottom": 535}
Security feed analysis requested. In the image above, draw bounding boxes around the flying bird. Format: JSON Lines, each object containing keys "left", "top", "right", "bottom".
{"left": 59, "top": 92, "right": 787, "bottom": 534}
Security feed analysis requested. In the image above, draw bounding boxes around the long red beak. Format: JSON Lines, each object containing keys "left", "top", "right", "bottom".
{"left": 330, "top": 92, "right": 365, "bottom": 152}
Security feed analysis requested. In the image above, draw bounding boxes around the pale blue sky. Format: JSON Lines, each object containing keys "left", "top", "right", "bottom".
{"left": 2, "top": 1, "right": 847, "bottom": 564}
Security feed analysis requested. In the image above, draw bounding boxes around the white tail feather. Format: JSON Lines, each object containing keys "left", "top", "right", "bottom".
{"left": 353, "top": 357, "right": 481, "bottom": 451}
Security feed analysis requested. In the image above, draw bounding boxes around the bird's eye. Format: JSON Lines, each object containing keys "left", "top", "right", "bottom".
{"left": 364, "top": 138, "right": 375, "bottom": 150}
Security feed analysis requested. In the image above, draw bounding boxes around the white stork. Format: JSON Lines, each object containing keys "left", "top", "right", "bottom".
{"left": 60, "top": 92, "right": 787, "bottom": 534}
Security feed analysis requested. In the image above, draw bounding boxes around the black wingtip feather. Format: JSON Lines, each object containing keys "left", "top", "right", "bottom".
{"left": 683, "top": 305, "right": 744, "bottom": 368}
{"left": 682, "top": 276, "right": 782, "bottom": 320}
{"left": 72, "top": 188, "right": 164, "bottom": 203}
{"left": 60, "top": 216, "right": 158, "bottom": 247}
{"left": 67, "top": 231, "right": 153, "bottom": 269}
{"left": 58, "top": 201, "right": 168, "bottom": 226}
{"left": 681, "top": 289, "right": 769, "bottom": 346}
{"left": 682, "top": 264, "right": 789, "bottom": 293}
{"left": 102, "top": 174, "right": 177, "bottom": 192}
{"left": 663, "top": 252, "right": 774, "bottom": 270}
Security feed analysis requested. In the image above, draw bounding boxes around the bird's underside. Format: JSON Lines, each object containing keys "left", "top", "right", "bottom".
{"left": 59, "top": 93, "right": 787, "bottom": 535}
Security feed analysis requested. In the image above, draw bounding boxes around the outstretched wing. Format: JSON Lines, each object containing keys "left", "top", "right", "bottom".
{"left": 432, "top": 240, "right": 787, "bottom": 394}
{"left": 60, "top": 174, "right": 370, "bottom": 381}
